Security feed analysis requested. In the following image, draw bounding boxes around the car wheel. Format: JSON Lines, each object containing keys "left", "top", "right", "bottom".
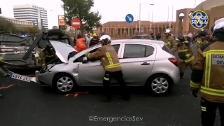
{"left": 53, "top": 73, "right": 76, "bottom": 94}
{"left": 147, "top": 74, "right": 172, "bottom": 96}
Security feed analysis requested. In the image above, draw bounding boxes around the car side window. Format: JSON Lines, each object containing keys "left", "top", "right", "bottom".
{"left": 112, "top": 44, "right": 120, "bottom": 53}
{"left": 123, "top": 44, "right": 154, "bottom": 58}
{"left": 145, "top": 46, "right": 154, "bottom": 57}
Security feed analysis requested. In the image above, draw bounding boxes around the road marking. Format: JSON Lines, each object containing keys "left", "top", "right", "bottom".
{"left": 0, "top": 84, "right": 15, "bottom": 90}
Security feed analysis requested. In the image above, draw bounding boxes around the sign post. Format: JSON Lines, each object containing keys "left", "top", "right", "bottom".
{"left": 58, "top": 15, "right": 66, "bottom": 30}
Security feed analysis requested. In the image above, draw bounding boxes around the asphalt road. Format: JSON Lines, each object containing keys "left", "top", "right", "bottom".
{"left": 0, "top": 69, "right": 221, "bottom": 126}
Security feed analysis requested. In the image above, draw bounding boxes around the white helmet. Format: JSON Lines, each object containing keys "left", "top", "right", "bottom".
{"left": 165, "top": 28, "right": 171, "bottom": 34}
{"left": 100, "top": 35, "right": 111, "bottom": 45}
{"left": 214, "top": 17, "right": 224, "bottom": 31}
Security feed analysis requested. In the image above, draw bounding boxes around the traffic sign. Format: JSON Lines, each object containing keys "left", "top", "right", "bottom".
{"left": 72, "top": 18, "right": 81, "bottom": 30}
{"left": 58, "top": 15, "right": 65, "bottom": 26}
{"left": 125, "top": 14, "right": 134, "bottom": 23}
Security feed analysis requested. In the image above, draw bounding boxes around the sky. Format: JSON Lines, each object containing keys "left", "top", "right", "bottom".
{"left": 0, "top": 0, "right": 205, "bottom": 28}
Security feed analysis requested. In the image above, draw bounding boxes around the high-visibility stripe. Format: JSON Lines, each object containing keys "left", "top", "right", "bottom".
{"left": 206, "top": 50, "right": 224, "bottom": 54}
{"left": 185, "top": 56, "right": 195, "bottom": 63}
{"left": 201, "top": 86, "right": 224, "bottom": 94}
{"left": 204, "top": 53, "right": 210, "bottom": 87}
{"left": 204, "top": 50, "right": 224, "bottom": 87}
{"left": 190, "top": 81, "right": 200, "bottom": 89}
{"left": 178, "top": 49, "right": 188, "bottom": 53}
{"left": 201, "top": 87, "right": 224, "bottom": 97}
{"left": 104, "top": 77, "right": 109, "bottom": 81}
{"left": 105, "top": 63, "right": 121, "bottom": 69}
{"left": 207, "top": 53, "right": 211, "bottom": 87}
{"left": 201, "top": 107, "right": 207, "bottom": 112}
{"left": 106, "top": 52, "right": 113, "bottom": 65}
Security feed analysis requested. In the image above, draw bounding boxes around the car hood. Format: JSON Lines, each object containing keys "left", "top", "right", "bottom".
{"left": 50, "top": 40, "right": 76, "bottom": 63}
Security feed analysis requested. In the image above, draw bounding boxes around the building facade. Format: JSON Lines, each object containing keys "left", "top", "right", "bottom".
{"left": 193, "top": 0, "right": 224, "bottom": 32}
{"left": 98, "top": 21, "right": 176, "bottom": 39}
{"left": 175, "top": 8, "right": 193, "bottom": 36}
{"left": 5, "top": 17, "right": 33, "bottom": 28}
{"left": 176, "top": 0, "right": 224, "bottom": 35}
{"left": 13, "top": 5, "right": 48, "bottom": 30}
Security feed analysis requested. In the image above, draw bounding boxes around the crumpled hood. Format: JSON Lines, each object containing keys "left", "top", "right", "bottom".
{"left": 50, "top": 40, "right": 76, "bottom": 63}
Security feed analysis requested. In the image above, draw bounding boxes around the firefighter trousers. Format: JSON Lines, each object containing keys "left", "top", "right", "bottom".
{"left": 201, "top": 98, "right": 224, "bottom": 126}
{"left": 103, "top": 71, "right": 129, "bottom": 99}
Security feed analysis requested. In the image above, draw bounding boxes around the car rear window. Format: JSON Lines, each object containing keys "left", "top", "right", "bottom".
{"left": 162, "top": 45, "right": 172, "bottom": 54}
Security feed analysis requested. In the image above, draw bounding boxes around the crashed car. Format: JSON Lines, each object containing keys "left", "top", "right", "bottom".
{"left": 22, "top": 29, "right": 74, "bottom": 70}
{"left": 0, "top": 33, "right": 35, "bottom": 70}
{"left": 35, "top": 39, "right": 180, "bottom": 95}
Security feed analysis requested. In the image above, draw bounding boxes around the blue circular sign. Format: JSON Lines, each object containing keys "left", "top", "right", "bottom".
{"left": 125, "top": 14, "right": 134, "bottom": 23}
{"left": 190, "top": 10, "right": 209, "bottom": 29}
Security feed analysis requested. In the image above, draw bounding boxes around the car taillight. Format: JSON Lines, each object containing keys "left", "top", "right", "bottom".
{"left": 168, "top": 58, "right": 179, "bottom": 66}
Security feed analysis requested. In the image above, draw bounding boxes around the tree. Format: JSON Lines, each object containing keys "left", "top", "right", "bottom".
{"left": 0, "top": 16, "right": 17, "bottom": 33}
{"left": 62, "top": 0, "right": 101, "bottom": 33}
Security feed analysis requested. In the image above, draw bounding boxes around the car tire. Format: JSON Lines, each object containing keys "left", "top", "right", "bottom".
{"left": 146, "top": 74, "right": 173, "bottom": 96}
{"left": 53, "top": 73, "right": 76, "bottom": 94}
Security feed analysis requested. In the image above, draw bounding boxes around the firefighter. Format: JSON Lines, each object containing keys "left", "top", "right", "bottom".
{"left": 87, "top": 35, "right": 130, "bottom": 101}
{"left": 89, "top": 33, "right": 99, "bottom": 47}
{"left": 194, "top": 30, "right": 210, "bottom": 56}
{"left": 163, "top": 29, "right": 176, "bottom": 53}
{"left": 190, "top": 18, "right": 224, "bottom": 126}
{"left": 177, "top": 35, "right": 194, "bottom": 79}
{"left": 75, "top": 34, "right": 87, "bottom": 52}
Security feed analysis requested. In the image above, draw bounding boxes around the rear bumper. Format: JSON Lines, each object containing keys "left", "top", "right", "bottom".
{"left": 169, "top": 67, "right": 180, "bottom": 84}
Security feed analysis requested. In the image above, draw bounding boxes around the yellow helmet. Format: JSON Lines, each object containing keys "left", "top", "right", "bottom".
{"left": 92, "top": 33, "right": 98, "bottom": 37}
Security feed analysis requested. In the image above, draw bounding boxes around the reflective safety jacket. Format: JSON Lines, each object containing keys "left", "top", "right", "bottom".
{"left": 75, "top": 38, "right": 87, "bottom": 52}
{"left": 177, "top": 41, "right": 194, "bottom": 64}
{"left": 87, "top": 44, "right": 121, "bottom": 72}
{"left": 190, "top": 41, "right": 224, "bottom": 103}
{"left": 163, "top": 36, "right": 176, "bottom": 50}
{"left": 196, "top": 38, "right": 209, "bottom": 49}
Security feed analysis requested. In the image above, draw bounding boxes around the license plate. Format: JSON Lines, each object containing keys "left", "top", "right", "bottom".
{"left": 10, "top": 73, "right": 31, "bottom": 82}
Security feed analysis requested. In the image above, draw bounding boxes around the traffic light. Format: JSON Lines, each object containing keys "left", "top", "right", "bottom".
{"left": 0, "top": 8, "right": 2, "bottom": 14}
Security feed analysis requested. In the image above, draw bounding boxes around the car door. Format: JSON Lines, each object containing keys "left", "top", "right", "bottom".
{"left": 119, "top": 43, "right": 156, "bottom": 85}
{"left": 76, "top": 44, "right": 121, "bottom": 86}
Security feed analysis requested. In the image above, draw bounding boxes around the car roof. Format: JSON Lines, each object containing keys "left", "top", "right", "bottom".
{"left": 112, "top": 39, "right": 164, "bottom": 46}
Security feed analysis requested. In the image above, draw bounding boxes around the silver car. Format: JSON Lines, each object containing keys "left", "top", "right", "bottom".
{"left": 36, "top": 39, "right": 180, "bottom": 95}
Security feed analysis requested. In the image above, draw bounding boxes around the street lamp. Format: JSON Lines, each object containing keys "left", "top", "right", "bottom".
{"left": 139, "top": 3, "right": 155, "bottom": 34}
{"left": 178, "top": 12, "right": 185, "bottom": 35}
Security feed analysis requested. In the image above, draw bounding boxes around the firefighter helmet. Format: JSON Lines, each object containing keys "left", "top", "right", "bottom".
{"left": 213, "top": 18, "right": 224, "bottom": 41}
{"left": 100, "top": 35, "right": 111, "bottom": 45}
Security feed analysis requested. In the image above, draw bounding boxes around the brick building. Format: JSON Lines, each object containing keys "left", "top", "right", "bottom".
{"left": 175, "top": 8, "right": 193, "bottom": 36}
{"left": 193, "top": 0, "right": 224, "bottom": 33}
{"left": 98, "top": 21, "right": 175, "bottom": 39}
{"left": 176, "top": 0, "right": 224, "bottom": 35}
{"left": 98, "top": 0, "right": 224, "bottom": 39}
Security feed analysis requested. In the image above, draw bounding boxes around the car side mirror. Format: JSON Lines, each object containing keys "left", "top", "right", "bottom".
{"left": 82, "top": 57, "right": 88, "bottom": 64}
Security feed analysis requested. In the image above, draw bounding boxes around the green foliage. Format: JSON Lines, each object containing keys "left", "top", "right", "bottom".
{"left": 62, "top": 0, "right": 101, "bottom": 32}
{"left": 0, "top": 17, "right": 17, "bottom": 33}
